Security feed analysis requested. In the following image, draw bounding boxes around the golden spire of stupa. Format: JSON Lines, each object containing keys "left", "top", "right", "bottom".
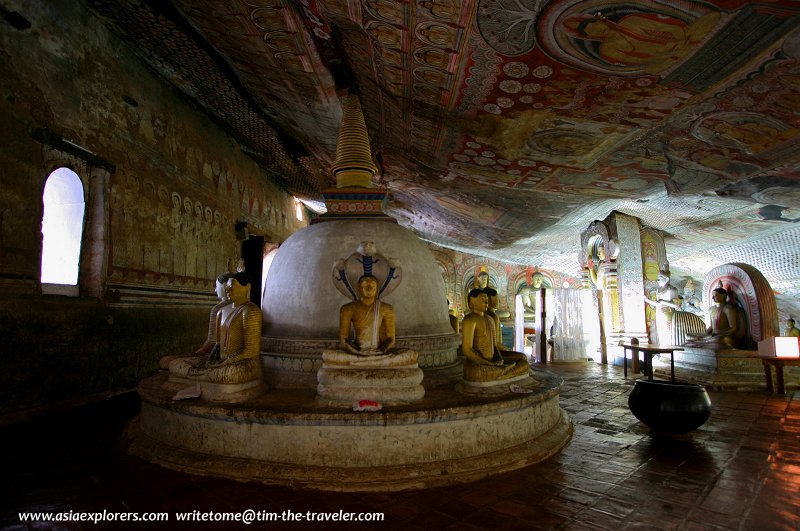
{"left": 330, "top": 94, "right": 379, "bottom": 188}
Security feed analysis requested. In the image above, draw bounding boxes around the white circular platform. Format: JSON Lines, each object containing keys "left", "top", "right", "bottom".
{"left": 127, "top": 369, "right": 573, "bottom": 492}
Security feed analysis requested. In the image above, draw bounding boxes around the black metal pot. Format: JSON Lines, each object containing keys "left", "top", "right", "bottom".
{"left": 628, "top": 380, "right": 712, "bottom": 434}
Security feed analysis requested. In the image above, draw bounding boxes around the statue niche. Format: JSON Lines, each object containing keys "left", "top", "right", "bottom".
{"left": 654, "top": 263, "right": 782, "bottom": 389}
{"left": 686, "top": 282, "right": 748, "bottom": 350}
{"left": 685, "top": 263, "right": 779, "bottom": 350}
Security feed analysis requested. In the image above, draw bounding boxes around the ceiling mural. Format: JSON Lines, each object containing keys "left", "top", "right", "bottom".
{"left": 81, "top": 0, "right": 800, "bottom": 316}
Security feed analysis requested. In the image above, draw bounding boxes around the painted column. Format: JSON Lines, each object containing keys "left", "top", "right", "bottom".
{"left": 613, "top": 212, "right": 648, "bottom": 342}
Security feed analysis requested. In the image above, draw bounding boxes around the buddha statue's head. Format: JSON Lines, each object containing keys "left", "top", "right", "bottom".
{"left": 357, "top": 275, "right": 379, "bottom": 301}
{"left": 215, "top": 271, "right": 235, "bottom": 300}
{"left": 226, "top": 272, "right": 251, "bottom": 304}
{"left": 711, "top": 287, "right": 727, "bottom": 303}
{"left": 467, "top": 288, "right": 488, "bottom": 312}
{"left": 483, "top": 287, "right": 498, "bottom": 310}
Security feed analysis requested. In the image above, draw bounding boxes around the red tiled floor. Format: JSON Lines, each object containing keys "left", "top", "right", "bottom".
{"left": 1, "top": 362, "right": 798, "bottom": 530}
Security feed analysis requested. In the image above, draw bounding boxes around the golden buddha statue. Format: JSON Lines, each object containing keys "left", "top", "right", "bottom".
{"left": 786, "top": 318, "right": 800, "bottom": 338}
{"left": 318, "top": 246, "right": 424, "bottom": 404}
{"left": 461, "top": 288, "right": 529, "bottom": 382}
{"left": 686, "top": 286, "right": 745, "bottom": 349}
{"left": 196, "top": 271, "right": 236, "bottom": 354}
{"left": 483, "top": 286, "right": 502, "bottom": 343}
{"left": 324, "top": 274, "right": 417, "bottom": 367}
{"left": 159, "top": 271, "right": 234, "bottom": 370}
{"left": 447, "top": 299, "right": 459, "bottom": 334}
{"left": 519, "top": 273, "right": 544, "bottom": 321}
{"left": 169, "top": 272, "right": 262, "bottom": 383}
{"left": 340, "top": 274, "right": 396, "bottom": 355}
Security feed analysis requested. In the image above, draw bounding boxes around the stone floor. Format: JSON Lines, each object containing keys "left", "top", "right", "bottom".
{"left": 2, "top": 362, "right": 798, "bottom": 530}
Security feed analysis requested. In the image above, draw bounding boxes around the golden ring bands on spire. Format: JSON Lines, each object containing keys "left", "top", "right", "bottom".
{"left": 331, "top": 95, "right": 379, "bottom": 188}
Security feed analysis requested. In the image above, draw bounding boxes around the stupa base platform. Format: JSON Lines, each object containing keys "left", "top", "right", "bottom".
{"left": 126, "top": 369, "right": 572, "bottom": 492}
{"left": 168, "top": 376, "right": 266, "bottom": 403}
{"left": 455, "top": 373, "right": 535, "bottom": 396}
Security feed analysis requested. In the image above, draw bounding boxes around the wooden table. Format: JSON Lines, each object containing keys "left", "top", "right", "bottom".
{"left": 620, "top": 343, "right": 684, "bottom": 382}
{"left": 761, "top": 357, "right": 800, "bottom": 394}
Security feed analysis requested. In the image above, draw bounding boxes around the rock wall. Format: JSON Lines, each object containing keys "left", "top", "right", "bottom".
{"left": 0, "top": 1, "right": 306, "bottom": 423}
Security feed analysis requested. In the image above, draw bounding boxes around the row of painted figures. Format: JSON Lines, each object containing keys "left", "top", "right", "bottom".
{"left": 161, "top": 271, "right": 530, "bottom": 400}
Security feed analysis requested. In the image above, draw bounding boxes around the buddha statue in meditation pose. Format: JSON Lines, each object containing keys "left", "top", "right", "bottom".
{"left": 476, "top": 271, "right": 490, "bottom": 289}
{"left": 786, "top": 318, "right": 800, "bottom": 338}
{"left": 196, "top": 271, "right": 236, "bottom": 354}
{"left": 448, "top": 299, "right": 459, "bottom": 334}
{"left": 159, "top": 271, "right": 234, "bottom": 370}
{"left": 461, "top": 289, "right": 529, "bottom": 382}
{"left": 686, "top": 286, "right": 745, "bottom": 349}
{"left": 169, "top": 272, "right": 262, "bottom": 384}
{"left": 318, "top": 245, "right": 423, "bottom": 403}
{"left": 483, "top": 286, "right": 502, "bottom": 341}
{"left": 323, "top": 274, "right": 417, "bottom": 367}
{"left": 519, "top": 273, "right": 544, "bottom": 321}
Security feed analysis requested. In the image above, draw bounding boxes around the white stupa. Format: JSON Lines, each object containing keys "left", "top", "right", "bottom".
{"left": 260, "top": 94, "right": 459, "bottom": 388}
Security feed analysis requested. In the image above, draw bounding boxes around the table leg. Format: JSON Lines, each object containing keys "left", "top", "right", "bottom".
{"left": 776, "top": 365, "right": 786, "bottom": 394}
{"left": 632, "top": 350, "right": 639, "bottom": 376}
{"left": 763, "top": 362, "right": 773, "bottom": 393}
{"left": 670, "top": 352, "right": 675, "bottom": 383}
{"left": 623, "top": 348, "right": 628, "bottom": 378}
{"left": 646, "top": 353, "right": 653, "bottom": 381}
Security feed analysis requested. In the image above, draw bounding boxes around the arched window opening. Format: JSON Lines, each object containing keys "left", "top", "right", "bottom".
{"left": 41, "top": 167, "right": 85, "bottom": 291}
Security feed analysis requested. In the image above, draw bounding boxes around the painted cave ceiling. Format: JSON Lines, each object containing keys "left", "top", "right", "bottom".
{"left": 83, "top": 0, "right": 800, "bottom": 306}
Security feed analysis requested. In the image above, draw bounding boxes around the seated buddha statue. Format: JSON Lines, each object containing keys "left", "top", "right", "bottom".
{"left": 483, "top": 287, "right": 502, "bottom": 342}
{"left": 159, "top": 271, "right": 234, "bottom": 370}
{"left": 686, "top": 286, "right": 745, "bottom": 349}
{"left": 323, "top": 275, "right": 417, "bottom": 367}
{"left": 518, "top": 273, "right": 544, "bottom": 321}
{"left": 786, "top": 318, "right": 800, "bottom": 338}
{"left": 169, "top": 272, "right": 263, "bottom": 385}
{"left": 318, "top": 270, "right": 423, "bottom": 404}
{"left": 447, "top": 299, "right": 459, "bottom": 334}
{"left": 461, "top": 289, "right": 529, "bottom": 382}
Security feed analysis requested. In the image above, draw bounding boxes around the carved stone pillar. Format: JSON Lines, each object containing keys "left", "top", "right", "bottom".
{"left": 580, "top": 211, "right": 649, "bottom": 365}
{"left": 613, "top": 212, "right": 648, "bottom": 342}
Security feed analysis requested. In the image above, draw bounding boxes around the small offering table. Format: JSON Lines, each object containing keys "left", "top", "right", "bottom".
{"left": 620, "top": 343, "right": 684, "bottom": 382}
{"left": 761, "top": 357, "right": 800, "bottom": 394}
